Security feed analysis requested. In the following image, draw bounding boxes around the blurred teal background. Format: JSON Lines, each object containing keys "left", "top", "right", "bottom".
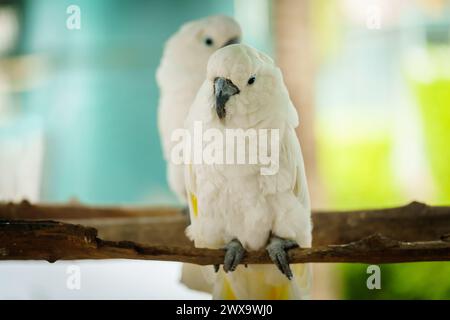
{"left": 12, "top": 0, "right": 272, "bottom": 205}
{"left": 21, "top": 0, "right": 235, "bottom": 205}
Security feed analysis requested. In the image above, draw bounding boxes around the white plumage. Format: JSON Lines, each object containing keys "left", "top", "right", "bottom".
{"left": 156, "top": 15, "right": 241, "bottom": 202}
{"left": 184, "top": 44, "right": 312, "bottom": 299}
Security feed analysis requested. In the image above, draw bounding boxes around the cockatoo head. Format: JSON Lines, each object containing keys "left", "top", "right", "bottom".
{"left": 205, "top": 44, "right": 297, "bottom": 126}
{"left": 164, "top": 15, "right": 241, "bottom": 70}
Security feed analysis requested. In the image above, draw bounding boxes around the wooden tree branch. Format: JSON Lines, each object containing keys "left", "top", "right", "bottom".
{"left": 1, "top": 201, "right": 449, "bottom": 246}
{"left": 0, "top": 201, "right": 449, "bottom": 264}
{"left": 0, "top": 219, "right": 449, "bottom": 264}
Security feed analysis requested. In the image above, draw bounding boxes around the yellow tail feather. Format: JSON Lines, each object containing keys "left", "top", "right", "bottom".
{"left": 213, "top": 264, "right": 311, "bottom": 300}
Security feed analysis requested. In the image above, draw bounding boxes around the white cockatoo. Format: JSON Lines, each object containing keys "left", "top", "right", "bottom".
{"left": 183, "top": 44, "right": 312, "bottom": 299}
{"left": 157, "top": 15, "right": 241, "bottom": 203}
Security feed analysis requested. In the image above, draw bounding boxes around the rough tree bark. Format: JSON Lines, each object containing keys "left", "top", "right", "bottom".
{"left": 0, "top": 201, "right": 449, "bottom": 265}
{"left": 1, "top": 200, "right": 449, "bottom": 246}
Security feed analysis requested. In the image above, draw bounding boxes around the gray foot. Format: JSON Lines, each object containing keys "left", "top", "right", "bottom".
{"left": 266, "top": 236, "right": 298, "bottom": 280}
{"left": 223, "top": 239, "right": 245, "bottom": 273}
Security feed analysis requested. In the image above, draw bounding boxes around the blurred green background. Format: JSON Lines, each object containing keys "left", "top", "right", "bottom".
{"left": 312, "top": 0, "right": 450, "bottom": 300}
{"left": 0, "top": 0, "right": 448, "bottom": 299}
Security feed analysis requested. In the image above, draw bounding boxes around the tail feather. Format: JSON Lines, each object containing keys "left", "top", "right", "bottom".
{"left": 212, "top": 264, "right": 312, "bottom": 300}
{"left": 181, "top": 261, "right": 312, "bottom": 300}
{"left": 180, "top": 264, "right": 215, "bottom": 294}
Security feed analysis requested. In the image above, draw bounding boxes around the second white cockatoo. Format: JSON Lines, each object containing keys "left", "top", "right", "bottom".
{"left": 157, "top": 15, "right": 241, "bottom": 203}
{"left": 183, "top": 44, "right": 312, "bottom": 299}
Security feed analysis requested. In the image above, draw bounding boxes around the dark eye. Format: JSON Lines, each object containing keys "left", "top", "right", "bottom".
{"left": 204, "top": 37, "right": 214, "bottom": 46}
{"left": 247, "top": 76, "right": 256, "bottom": 85}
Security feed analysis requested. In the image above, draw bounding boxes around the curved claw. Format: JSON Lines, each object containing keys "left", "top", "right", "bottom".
{"left": 266, "top": 237, "right": 298, "bottom": 280}
{"left": 223, "top": 239, "right": 245, "bottom": 273}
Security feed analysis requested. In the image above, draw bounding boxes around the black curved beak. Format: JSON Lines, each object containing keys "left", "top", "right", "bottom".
{"left": 214, "top": 77, "right": 240, "bottom": 119}
{"left": 222, "top": 37, "right": 240, "bottom": 47}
